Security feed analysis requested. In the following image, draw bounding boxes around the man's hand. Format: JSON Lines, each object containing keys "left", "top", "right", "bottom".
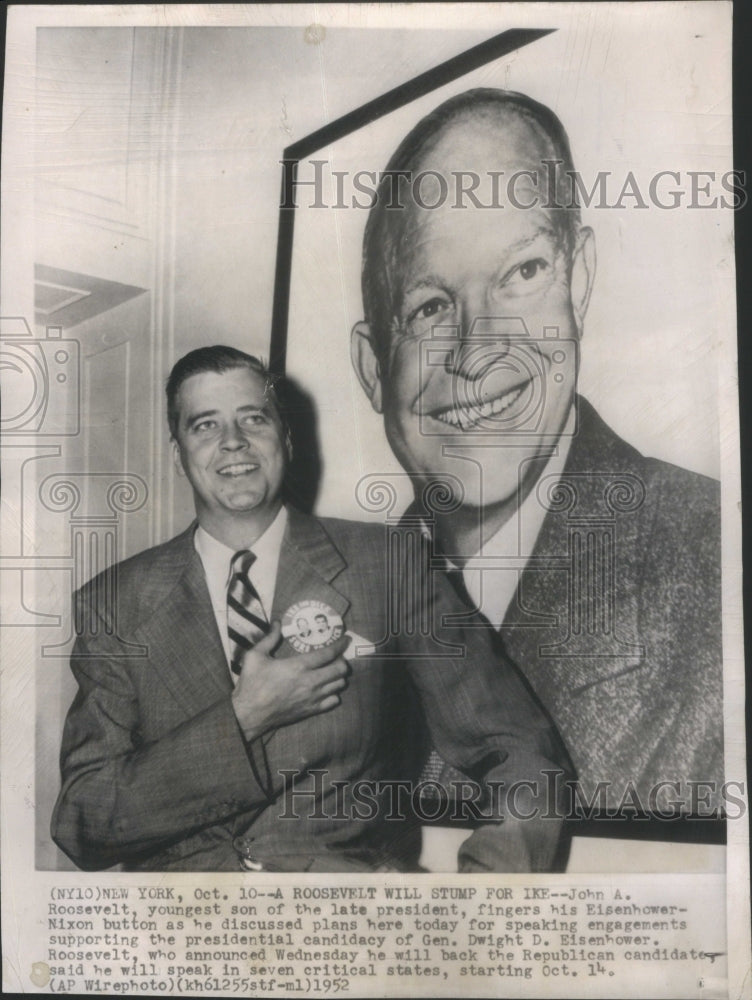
{"left": 231, "top": 621, "right": 351, "bottom": 741}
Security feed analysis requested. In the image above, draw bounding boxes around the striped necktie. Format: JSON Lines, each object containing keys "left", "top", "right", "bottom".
{"left": 227, "top": 550, "right": 269, "bottom": 675}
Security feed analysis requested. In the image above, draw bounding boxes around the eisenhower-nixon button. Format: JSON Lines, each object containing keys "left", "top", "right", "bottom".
{"left": 281, "top": 599, "right": 344, "bottom": 653}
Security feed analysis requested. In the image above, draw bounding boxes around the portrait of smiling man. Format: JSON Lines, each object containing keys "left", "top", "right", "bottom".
{"left": 51, "top": 344, "right": 572, "bottom": 873}
{"left": 352, "top": 88, "right": 723, "bottom": 822}
{"left": 354, "top": 93, "right": 592, "bottom": 526}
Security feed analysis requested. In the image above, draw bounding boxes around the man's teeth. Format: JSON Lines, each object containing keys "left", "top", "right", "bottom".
{"left": 219, "top": 463, "right": 257, "bottom": 476}
{"left": 433, "top": 385, "right": 525, "bottom": 429}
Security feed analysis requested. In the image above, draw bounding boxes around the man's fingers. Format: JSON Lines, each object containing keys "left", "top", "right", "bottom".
{"left": 319, "top": 675, "right": 348, "bottom": 697}
{"left": 317, "top": 694, "right": 341, "bottom": 713}
{"left": 301, "top": 635, "right": 350, "bottom": 669}
{"left": 254, "top": 620, "right": 282, "bottom": 654}
{"left": 310, "top": 657, "right": 349, "bottom": 687}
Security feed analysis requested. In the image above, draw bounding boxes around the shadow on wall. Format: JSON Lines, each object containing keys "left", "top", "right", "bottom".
{"left": 280, "top": 375, "right": 322, "bottom": 514}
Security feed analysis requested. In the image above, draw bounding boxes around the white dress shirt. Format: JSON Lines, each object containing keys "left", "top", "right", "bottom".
{"left": 457, "top": 407, "right": 575, "bottom": 630}
{"left": 194, "top": 506, "right": 288, "bottom": 666}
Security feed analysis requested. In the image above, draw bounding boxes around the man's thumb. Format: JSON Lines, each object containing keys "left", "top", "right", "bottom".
{"left": 254, "top": 619, "right": 282, "bottom": 654}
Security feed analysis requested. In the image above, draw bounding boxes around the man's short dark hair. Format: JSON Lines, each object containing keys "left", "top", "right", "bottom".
{"left": 361, "top": 88, "right": 582, "bottom": 366}
{"left": 165, "top": 345, "right": 284, "bottom": 438}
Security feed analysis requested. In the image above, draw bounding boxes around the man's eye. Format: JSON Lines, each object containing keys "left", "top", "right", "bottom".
{"left": 193, "top": 420, "right": 216, "bottom": 433}
{"left": 513, "top": 258, "right": 548, "bottom": 282}
{"left": 414, "top": 297, "right": 450, "bottom": 321}
{"left": 405, "top": 296, "right": 453, "bottom": 333}
{"left": 241, "top": 413, "right": 267, "bottom": 427}
{"left": 496, "top": 257, "right": 554, "bottom": 298}
{"left": 522, "top": 258, "right": 548, "bottom": 280}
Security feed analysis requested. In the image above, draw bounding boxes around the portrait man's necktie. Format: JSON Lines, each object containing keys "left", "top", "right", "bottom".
{"left": 227, "top": 550, "right": 269, "bottom": 675}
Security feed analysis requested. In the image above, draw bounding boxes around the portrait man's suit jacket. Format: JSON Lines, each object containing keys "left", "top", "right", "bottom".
{"left": 487, "top": 396, "right": 722, "bottom": 812}
{"left": 51, "top": 507, "right": 569, "bottom": 872}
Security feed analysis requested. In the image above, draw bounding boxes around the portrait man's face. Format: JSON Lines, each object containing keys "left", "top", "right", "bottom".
{"left": 171, "top": 367, "right": 290, "bottom": 533}
{"left": 353, "top": 110, "right": 596, "bottom": 511}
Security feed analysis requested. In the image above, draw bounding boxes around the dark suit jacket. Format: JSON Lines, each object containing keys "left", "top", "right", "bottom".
{"left": 474, "top": 397, "right": 723, "bottom": 814}
{"left": 51, "top": 507, "right": 568, "bottom": 872}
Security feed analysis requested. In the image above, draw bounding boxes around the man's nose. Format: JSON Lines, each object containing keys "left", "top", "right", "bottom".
{"left": 219, "top": 423, "right": 248, "bottom": 450}
{"left": 447, "top": 304, "right": 523, "bottom": 380}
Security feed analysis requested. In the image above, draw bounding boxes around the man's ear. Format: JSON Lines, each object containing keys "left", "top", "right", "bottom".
{"left": 170, "top": 438, "right": 186, "bottom": 477}
{"left": 569, "top": 226, "right": 596, "bottom": 337}
{"left": 351, "top": 321, "right": 383, "bottom": 414}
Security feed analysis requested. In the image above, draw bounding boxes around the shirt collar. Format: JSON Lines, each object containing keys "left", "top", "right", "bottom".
{"left": 248, "top": 504, "right": 288, "bottom": 574}
{"left": 476, "top": 404, "right": 575, "bottom": 563}
{"left": 194, "top": 505, "right": 288, "bottom": 586}
{"left": 421, "top": 405, "right": 576, "bottom": 566}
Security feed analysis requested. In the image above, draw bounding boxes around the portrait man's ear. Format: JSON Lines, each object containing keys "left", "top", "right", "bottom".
{"left": 170, "top": 438, "right": 186, "bottom": 477}
{"left": 570, "top": 226, "right": 596, "bottom": 336}
{"left": 351, "top": 321, "right": 384, "bottom": 413}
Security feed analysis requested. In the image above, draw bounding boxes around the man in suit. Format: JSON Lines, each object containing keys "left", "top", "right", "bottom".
{"left": 52, "top": 345, "right": 570, "bottom": 872}
{"left": 351, "top": 89, "right": 723, "bottom": 820}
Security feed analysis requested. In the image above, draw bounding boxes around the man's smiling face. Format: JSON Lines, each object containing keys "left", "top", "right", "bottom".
{"left": 171, "top": 366, "right": 290, "bottom": 543}
{"left": 354, "top": 110, "right": 594, "bottom": 514}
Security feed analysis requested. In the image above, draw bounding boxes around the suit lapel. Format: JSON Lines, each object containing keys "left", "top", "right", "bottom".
{"left": 260, "top": 509, "right": 351, "bottom": 771}
{"left": 270, "top": 508, "right": 351, "bottom": 624}
{"left": 503, "top": 398, "right": 645, "bottom": 710}
{"left": 135, "top": 527, "right": 232, "bottom": 719}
